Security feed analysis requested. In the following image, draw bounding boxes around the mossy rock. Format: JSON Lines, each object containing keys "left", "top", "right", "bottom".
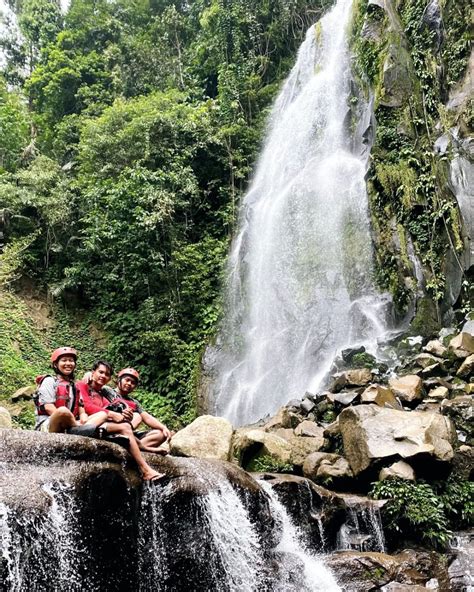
{"left": 410, "top": 297, "right": 440, "bottom": 338}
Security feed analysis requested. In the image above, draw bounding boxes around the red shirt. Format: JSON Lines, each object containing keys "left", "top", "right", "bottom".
{"left": 76, "top": 381, "right": 114, "bottom": 415}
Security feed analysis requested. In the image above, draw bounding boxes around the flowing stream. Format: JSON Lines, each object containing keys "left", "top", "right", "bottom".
{"left": 210, "top": 0, "right": 393, "bottom": 426}
{"left": 260, "top": 481, "right": 340, "bottom": 592}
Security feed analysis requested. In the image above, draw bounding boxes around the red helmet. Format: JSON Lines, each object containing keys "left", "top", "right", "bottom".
{"left": 118, "top": 367, "right": 139, "bottom": 382}
{"left": 51, "top": 347, "right": 77, "bottom": 364}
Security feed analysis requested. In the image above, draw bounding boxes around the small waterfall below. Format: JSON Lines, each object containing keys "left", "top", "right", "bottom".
{"left": 0, "top": 482, "right": 84, "bottom": 592}
{"left": 201, "top": 482, "right": 264, "bottom": 591}
{"left": 137, "top": 475, "right": 266, "bottom": 592}
{"left": 210, "top": 0, "right": 393, "bottom": 427}
{"left": 138, "top": 483, "right": 169, "bottom": 592}
{"left": 336, "top": 502, "right": 385, "bottom": 553}
{"left": 260, "top": 481, "right": 341, "bottom": 592}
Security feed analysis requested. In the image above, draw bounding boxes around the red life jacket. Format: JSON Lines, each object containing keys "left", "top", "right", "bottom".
{"left": 34, "top": 375, "right": 80, "bottom": 418}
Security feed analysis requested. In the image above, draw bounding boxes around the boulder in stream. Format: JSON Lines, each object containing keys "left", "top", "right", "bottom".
{"left": 170, "top": 414, "right": 234, "bottom": 461}
{"left": 388, "top": 375, "right": 423, "bottom": 405}
{"left": 339, "top": 404, "right": 456, "bottom": 476}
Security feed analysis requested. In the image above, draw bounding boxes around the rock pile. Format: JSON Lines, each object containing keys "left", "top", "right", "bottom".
{"left": 172, "top": 328, "right": 473, "bottom": 492}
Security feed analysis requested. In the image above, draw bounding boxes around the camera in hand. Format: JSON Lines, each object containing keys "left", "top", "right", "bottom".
{"left": 106, "top": 401, "right": 127, "bottom": 414}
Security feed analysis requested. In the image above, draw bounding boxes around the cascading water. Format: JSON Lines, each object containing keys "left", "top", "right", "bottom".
{"left": 138, "top": 483, "right": 169, "bottom": 592}
{"left": 201, "top": 482, "right": 264, "bottom": 590}
{"left": 210, "top": 0, "right": 393, "bottom": 426}
{"left": 0, "top": 482, "right": 84, "bottom": 592}
{"left": 336, "top": 504, "right": 386, "bottom": 553}
{"left": 260, "top": 481, "right": 340, "bottom": 592}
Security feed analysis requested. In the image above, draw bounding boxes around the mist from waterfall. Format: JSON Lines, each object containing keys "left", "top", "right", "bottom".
{"left": 210, "top": 0, "right": 393, "bottom": 426}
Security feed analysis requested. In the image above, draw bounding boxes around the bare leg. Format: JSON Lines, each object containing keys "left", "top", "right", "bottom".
{"left": 105, "top": 422, "right": 164, "bottom": 481}
{"left": 138, "top": 430, "right": 169, "bottom": 454}
{"left": 84, "top": 411, "right": 108, "bottom": 427}
{"left": 48, "top": 407, "right": 76, "bottom": 433}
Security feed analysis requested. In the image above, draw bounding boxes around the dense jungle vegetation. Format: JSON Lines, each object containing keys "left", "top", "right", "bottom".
{"left": 0, "top": 0, "right": 471, "bottom": 428}
{"left": 0, "top": 0, "right": 333, "bottom": 426}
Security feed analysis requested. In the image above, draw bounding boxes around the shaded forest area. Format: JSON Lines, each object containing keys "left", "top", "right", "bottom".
{"left": 0, "top": 0, "right": 333, "bottom": 424}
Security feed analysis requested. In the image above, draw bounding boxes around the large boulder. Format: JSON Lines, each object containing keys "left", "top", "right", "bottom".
{"left": 0, "top": 406, "right": 12, "bottom": 428}
{"left": 427, "top": 386, "right": 449, "bottom": 400}
{"left": 449, "top": 332, "right": 474, "bottom": 354}
{"left": 325, "top": 549, "right": 449, "bottom": 592}
{"left": 294, "top": 420, "right": 325, "bottom": 438}
{"left": 379, "top": 461, "right": 415, "bottom": 481}
{"left": 231, "top": 427, "right": 292, "bottom": 468}
{"left": 456, "top": 354, "right": 474, "bottom": 378}
{"left": 441, "top": 396, "right": 473, "bottom": 444}
{"left": 0, "top": 430, "right": 279, "bottom": 592}
{"left": 423, "top": 340, "right": 447, "bottom": 358}
{"left": 388, "top": 375, "right": 423, "bottom": 404}
{"left": 11, "top": 385, "right": 36, "bottom": 402}
{"left": 345, "top": 368, "right": 373, "bottom": 386}
{"left": 170, "top": 415, "right": 234, "bottom": 461}
{"left": 339, "top": 405, "right": 456, "bottom": 476}
{"left": 253, "top": 473, "right": 347, "bottom": 550}
{"left": 361, "top": 384, "right": 402, "bottom": 409}
{"left": 303, "top": 452, "right": 353, "bottom": 483}
{"left": 289, "top": 434, "right": 326, "bottom": 467}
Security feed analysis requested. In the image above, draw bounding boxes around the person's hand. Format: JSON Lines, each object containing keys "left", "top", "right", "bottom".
{"left": 107, "top": 410, "right": 124, "bottom": 423}
{"left": 162, "top": 426, "right": 172, "bottom": 440}
{"left": 122, "top": 408, "right": 134, "bottom": 422}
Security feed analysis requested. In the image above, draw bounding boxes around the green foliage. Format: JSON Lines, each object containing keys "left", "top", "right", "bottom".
{"left": 0, "top": 291, "right": 50, "bottom": 401}
{"left": 433, "top": 475, "right": 474, "bottom": 530}
{"left": 351, "top": 352, "right": 376, "bottom": 369}
{"left": 249, "top": 455, "right": 294, "bottom": 474}
{"left": 351, "top": 0, "right": 470, "bottom": 315}
{"left": 133, "top": 388, "right": 183, "bottom": 431}
{"left": 371, "top": 476, "right": 474, "bottom": 549}
{"left": 0, "top": 79, "right": 30, "bottom": 172}
{"left": 12, "top": 406, "right": 36, "bottom": 429}
{"left": 442, "top": 0, "right": 471, "bottom": 86}
{"left": 1, "top": 0, "right": 468, "bottom": 428}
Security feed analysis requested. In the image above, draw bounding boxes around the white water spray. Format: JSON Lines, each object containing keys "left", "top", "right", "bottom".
{"left": 0, "top": 482, "right": 84, "bottom": 592}
{"left": 260, "top": 481, "right": 341, "bottom": 592}
{"left": 201, "top": 481, "right": 264, "bottom": 591}
{"left": 211, "top": 0, "right": 393, "bottom": 426}
{"left": 138, "top": 483, "right": 169, "bottom": 592}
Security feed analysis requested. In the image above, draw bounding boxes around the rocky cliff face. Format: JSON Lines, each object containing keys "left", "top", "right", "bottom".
{"left": 351, "top": 0, "right": 472, "bottom": 328}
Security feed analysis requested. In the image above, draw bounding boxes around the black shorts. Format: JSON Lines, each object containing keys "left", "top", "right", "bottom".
{"left": 134, "top": 430, "right": 149, "bottom": 440}
{"left": 67, "top": 424, "right": 101, "bottom": 438}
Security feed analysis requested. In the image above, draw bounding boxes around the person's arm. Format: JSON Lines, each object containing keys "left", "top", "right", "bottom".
{"left": 43, "top": 403, "right": 58, "bottom": 416}
{"left": 37, "top": 377, "right": 57, "bottom": 416}
{"left": 131, "top": 412, "right": 142, "bottom": 430}
{"left": 141, "top": 411, "right": 171, "bottom": 439}
{"left": 78, "top": 398, "right": 88, "bottom": 424}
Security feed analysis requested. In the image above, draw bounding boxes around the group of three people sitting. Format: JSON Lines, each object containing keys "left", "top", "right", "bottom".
{"left": 34, "top": 346, "right": 171, "bottom": 482}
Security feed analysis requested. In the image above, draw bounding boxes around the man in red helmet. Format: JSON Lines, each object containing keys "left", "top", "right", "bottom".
{"left": 110, "top": 367, "right": 172, "bottom": 454}
{"left": 35, "top": 347, "right": 108, "bottom": 434}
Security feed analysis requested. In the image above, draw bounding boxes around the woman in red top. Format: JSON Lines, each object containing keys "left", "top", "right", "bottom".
{"left": 35, "top": 347, "right": 108, "bottom": 435}
{"left": 76, "top": 360, "right": 164, "bottom": 482}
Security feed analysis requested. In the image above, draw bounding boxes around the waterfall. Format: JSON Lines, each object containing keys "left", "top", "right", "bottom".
{"left": 138, "top": 483, "right": 169, "bottom": 592}
{"left": 260, "top": 481, "right": 341, "bottom": 592}
{"left": 137, "top": 477, "right": 265, "bottom": 592}
{"left": 0, "top": 482, "right": 84, "bottom": 592}
{"left": 201, "top": 482, "right": 264, "bottom": 590}
{"left": 336, "top": 504, "right": 385, "bottom": 553}
{"left": 210, "top": 0, "right": 393, "bottom": 427}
